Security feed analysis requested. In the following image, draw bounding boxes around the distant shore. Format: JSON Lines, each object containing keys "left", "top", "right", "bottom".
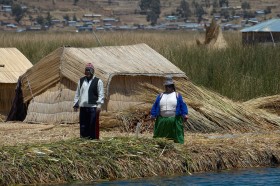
{"left": 0, "top": 128, "right": 280, "bottom": 185}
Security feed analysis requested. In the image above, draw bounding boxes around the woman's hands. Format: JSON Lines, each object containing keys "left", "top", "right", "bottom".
{"left": 184, "top": 115, "right": 189, "bottom": 122}
{"left": 150, "top": 115, "right": 156, "bottom": 121}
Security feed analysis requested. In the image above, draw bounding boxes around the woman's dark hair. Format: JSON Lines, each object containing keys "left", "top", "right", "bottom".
{"left": 165, "top": 84, "right": 176, "bottom": 91}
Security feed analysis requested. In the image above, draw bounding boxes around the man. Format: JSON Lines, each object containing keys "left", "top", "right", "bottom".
{"left": 73, "top": 63, "right": 104, "bottom": 139}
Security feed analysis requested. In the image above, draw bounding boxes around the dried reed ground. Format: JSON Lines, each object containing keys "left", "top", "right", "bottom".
{"left": 0, "top": 122, "right": 280, "bottom": 185}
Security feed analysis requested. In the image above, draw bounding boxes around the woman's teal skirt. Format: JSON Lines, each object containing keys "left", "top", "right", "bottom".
{"left": 153, "top": 115, "right": 184, "bottom": 144}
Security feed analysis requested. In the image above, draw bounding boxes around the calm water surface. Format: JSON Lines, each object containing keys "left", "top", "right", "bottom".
{"left": 54, "top": 167, "right": 280, "bottom": 186}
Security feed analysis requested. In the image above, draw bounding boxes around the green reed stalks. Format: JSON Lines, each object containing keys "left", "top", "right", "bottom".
{"left": 0, "top": 31, "right": 279, "bottom": 101}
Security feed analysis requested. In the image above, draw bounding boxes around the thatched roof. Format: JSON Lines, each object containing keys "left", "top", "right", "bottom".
{"left": 20, "top": 43, "right": 186, "bottom": 102}
{"left": 0, "top": 48, "right": 32, "bottom": 83}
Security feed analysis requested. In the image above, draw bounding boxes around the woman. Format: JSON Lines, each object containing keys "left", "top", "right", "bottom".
{"left": 150, "top": 76, "right": 188, "bottom": 144}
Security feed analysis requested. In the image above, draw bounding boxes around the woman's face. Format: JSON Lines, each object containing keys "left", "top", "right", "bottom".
{"left": 165, "top": 84, "right": 174, "bottom": 93}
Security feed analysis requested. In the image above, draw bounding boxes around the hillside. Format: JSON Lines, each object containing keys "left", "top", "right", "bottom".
{"left": 5, "top": 0, "right": 280, "bottom": 26}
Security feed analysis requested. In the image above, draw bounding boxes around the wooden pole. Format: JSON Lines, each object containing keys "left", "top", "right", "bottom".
{"left": 0, "top": 64, "right": 4, "bottom": 67}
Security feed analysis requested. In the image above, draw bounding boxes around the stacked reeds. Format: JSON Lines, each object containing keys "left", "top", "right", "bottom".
{"left": 1, "top": 131, "right": 280, "bottom": 185}
{"left": 196, "top": 19, "right": 228, "bottom": 49}
{"left": 243, "top": 95, "right": 280, "bottom": 116}
{"left": 116, "top": 79, "right": 280, "bottom": 134}
{"left": 186, "top": 132, "right": 280, "bottom": 172}
{"left": 0, "top": 137, "right": 189, "bottom": 185}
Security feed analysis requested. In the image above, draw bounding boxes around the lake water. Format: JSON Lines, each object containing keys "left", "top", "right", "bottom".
{"left": 52, "top": 167, "right": 280, "bottom": 186}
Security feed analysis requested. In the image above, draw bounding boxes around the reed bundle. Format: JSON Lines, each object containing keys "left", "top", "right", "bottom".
{"left": 117, "top": 79, "right": 280, "bottom": 134}
{"left": 196, "top": 19, "right": 228, "bottom": 49}
{"left": 1, "top": 122, "right": 280, "bottom": 185}
{"left": 0, "top": 137, "right": 190, "bottom": 186}
{"left": 243, "top": 95, "right": 280, "bottom": 116}
{"left": 186, "top": 132, "right": 280, "bottom": 172}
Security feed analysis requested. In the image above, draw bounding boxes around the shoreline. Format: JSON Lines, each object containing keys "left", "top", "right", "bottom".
{"left": 1, "top": 129, "right": 280, "bottom": 185}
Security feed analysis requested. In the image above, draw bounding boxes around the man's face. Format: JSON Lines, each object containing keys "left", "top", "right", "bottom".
{"left": 85, "top": 68, "right": 93, "bottom": 78}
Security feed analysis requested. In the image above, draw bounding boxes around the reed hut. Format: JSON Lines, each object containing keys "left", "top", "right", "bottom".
{"left": 240, "top": 19, "right": 280, "bottom": 45}
{"left": 0, "top": 48, "right": 32, "bottom": 116}
{"left": 7, "top": 44, "right": 186, "bottom": 123}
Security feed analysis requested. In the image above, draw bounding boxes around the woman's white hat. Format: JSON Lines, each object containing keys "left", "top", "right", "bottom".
{"left": 163, "top": 75, "right": 174, "bottom": 85}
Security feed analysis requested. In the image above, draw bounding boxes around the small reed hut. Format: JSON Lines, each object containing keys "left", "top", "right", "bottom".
{"left": 7, "top": 44, "right": 186, "bottom": 123}
{"left": 240, "top": 19, "right": 280, "bottom": 45}
{"left": 0, "top": 48, "right": 32, "bottom": 116}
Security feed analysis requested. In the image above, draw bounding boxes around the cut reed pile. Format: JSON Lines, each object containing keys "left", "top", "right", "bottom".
{"left": 243, "top": 95, "right": 280, "bottom": 116}
{"left": 175, "top": 80, "right": 280, "bottom": 132}
{"left": 0, "top": 123, "right": 79, "bottom": 146}
{"left": 196, "top": 19, "right": 228, "bottom": 49}
{"left": 116, "top": 79, "right": 280, "bottom": 134}
{"left": 187, "top": 132, "right": 280, "bottom": 172}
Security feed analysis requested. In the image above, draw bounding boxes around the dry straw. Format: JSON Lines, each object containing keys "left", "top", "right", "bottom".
{"left": 196, "top": 19, "right": 228, "bottom": 49}
{"left": 187, "top": 132, "right": 280, "bottom": 172}
{"left": 0, "top": 137, "right": 190, "bottom": 185}
{"left": 118, "top": 78, "right": 280, "bottom": 134}
{"left": 243, "top": 95, "right": 280, "bottom": 116}
{"left": 1, "top": 128, "right": 280, "bottom": 185}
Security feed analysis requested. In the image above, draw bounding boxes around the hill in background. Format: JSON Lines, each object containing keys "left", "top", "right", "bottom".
{"left": 15, "top": 0, "right": 280, "bottom": 22}
{"left": 1, "top": 0, "right": 279, "bottom": 31}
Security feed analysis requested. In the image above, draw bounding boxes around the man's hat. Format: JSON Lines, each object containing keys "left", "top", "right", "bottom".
{"left": 85, "top": 63, "right": 94, "bottom": 69}
{"left": 85, "top": 63, "right": 94, "bottom": 75}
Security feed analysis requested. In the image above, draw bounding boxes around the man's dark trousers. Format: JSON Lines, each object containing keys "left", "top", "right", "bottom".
{"left": 79, "top": 107, "right": 97, "bottom": 139}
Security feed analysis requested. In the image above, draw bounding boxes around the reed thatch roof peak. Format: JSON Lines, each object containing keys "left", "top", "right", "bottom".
{"left": 20, "top": 43, "right": 186, "bottom": 103}
{"left": 61, "top": 43, "right": 186, "bottom": 83}
{"left": 0, "top": 48, "right": 32, "bottom": 83}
